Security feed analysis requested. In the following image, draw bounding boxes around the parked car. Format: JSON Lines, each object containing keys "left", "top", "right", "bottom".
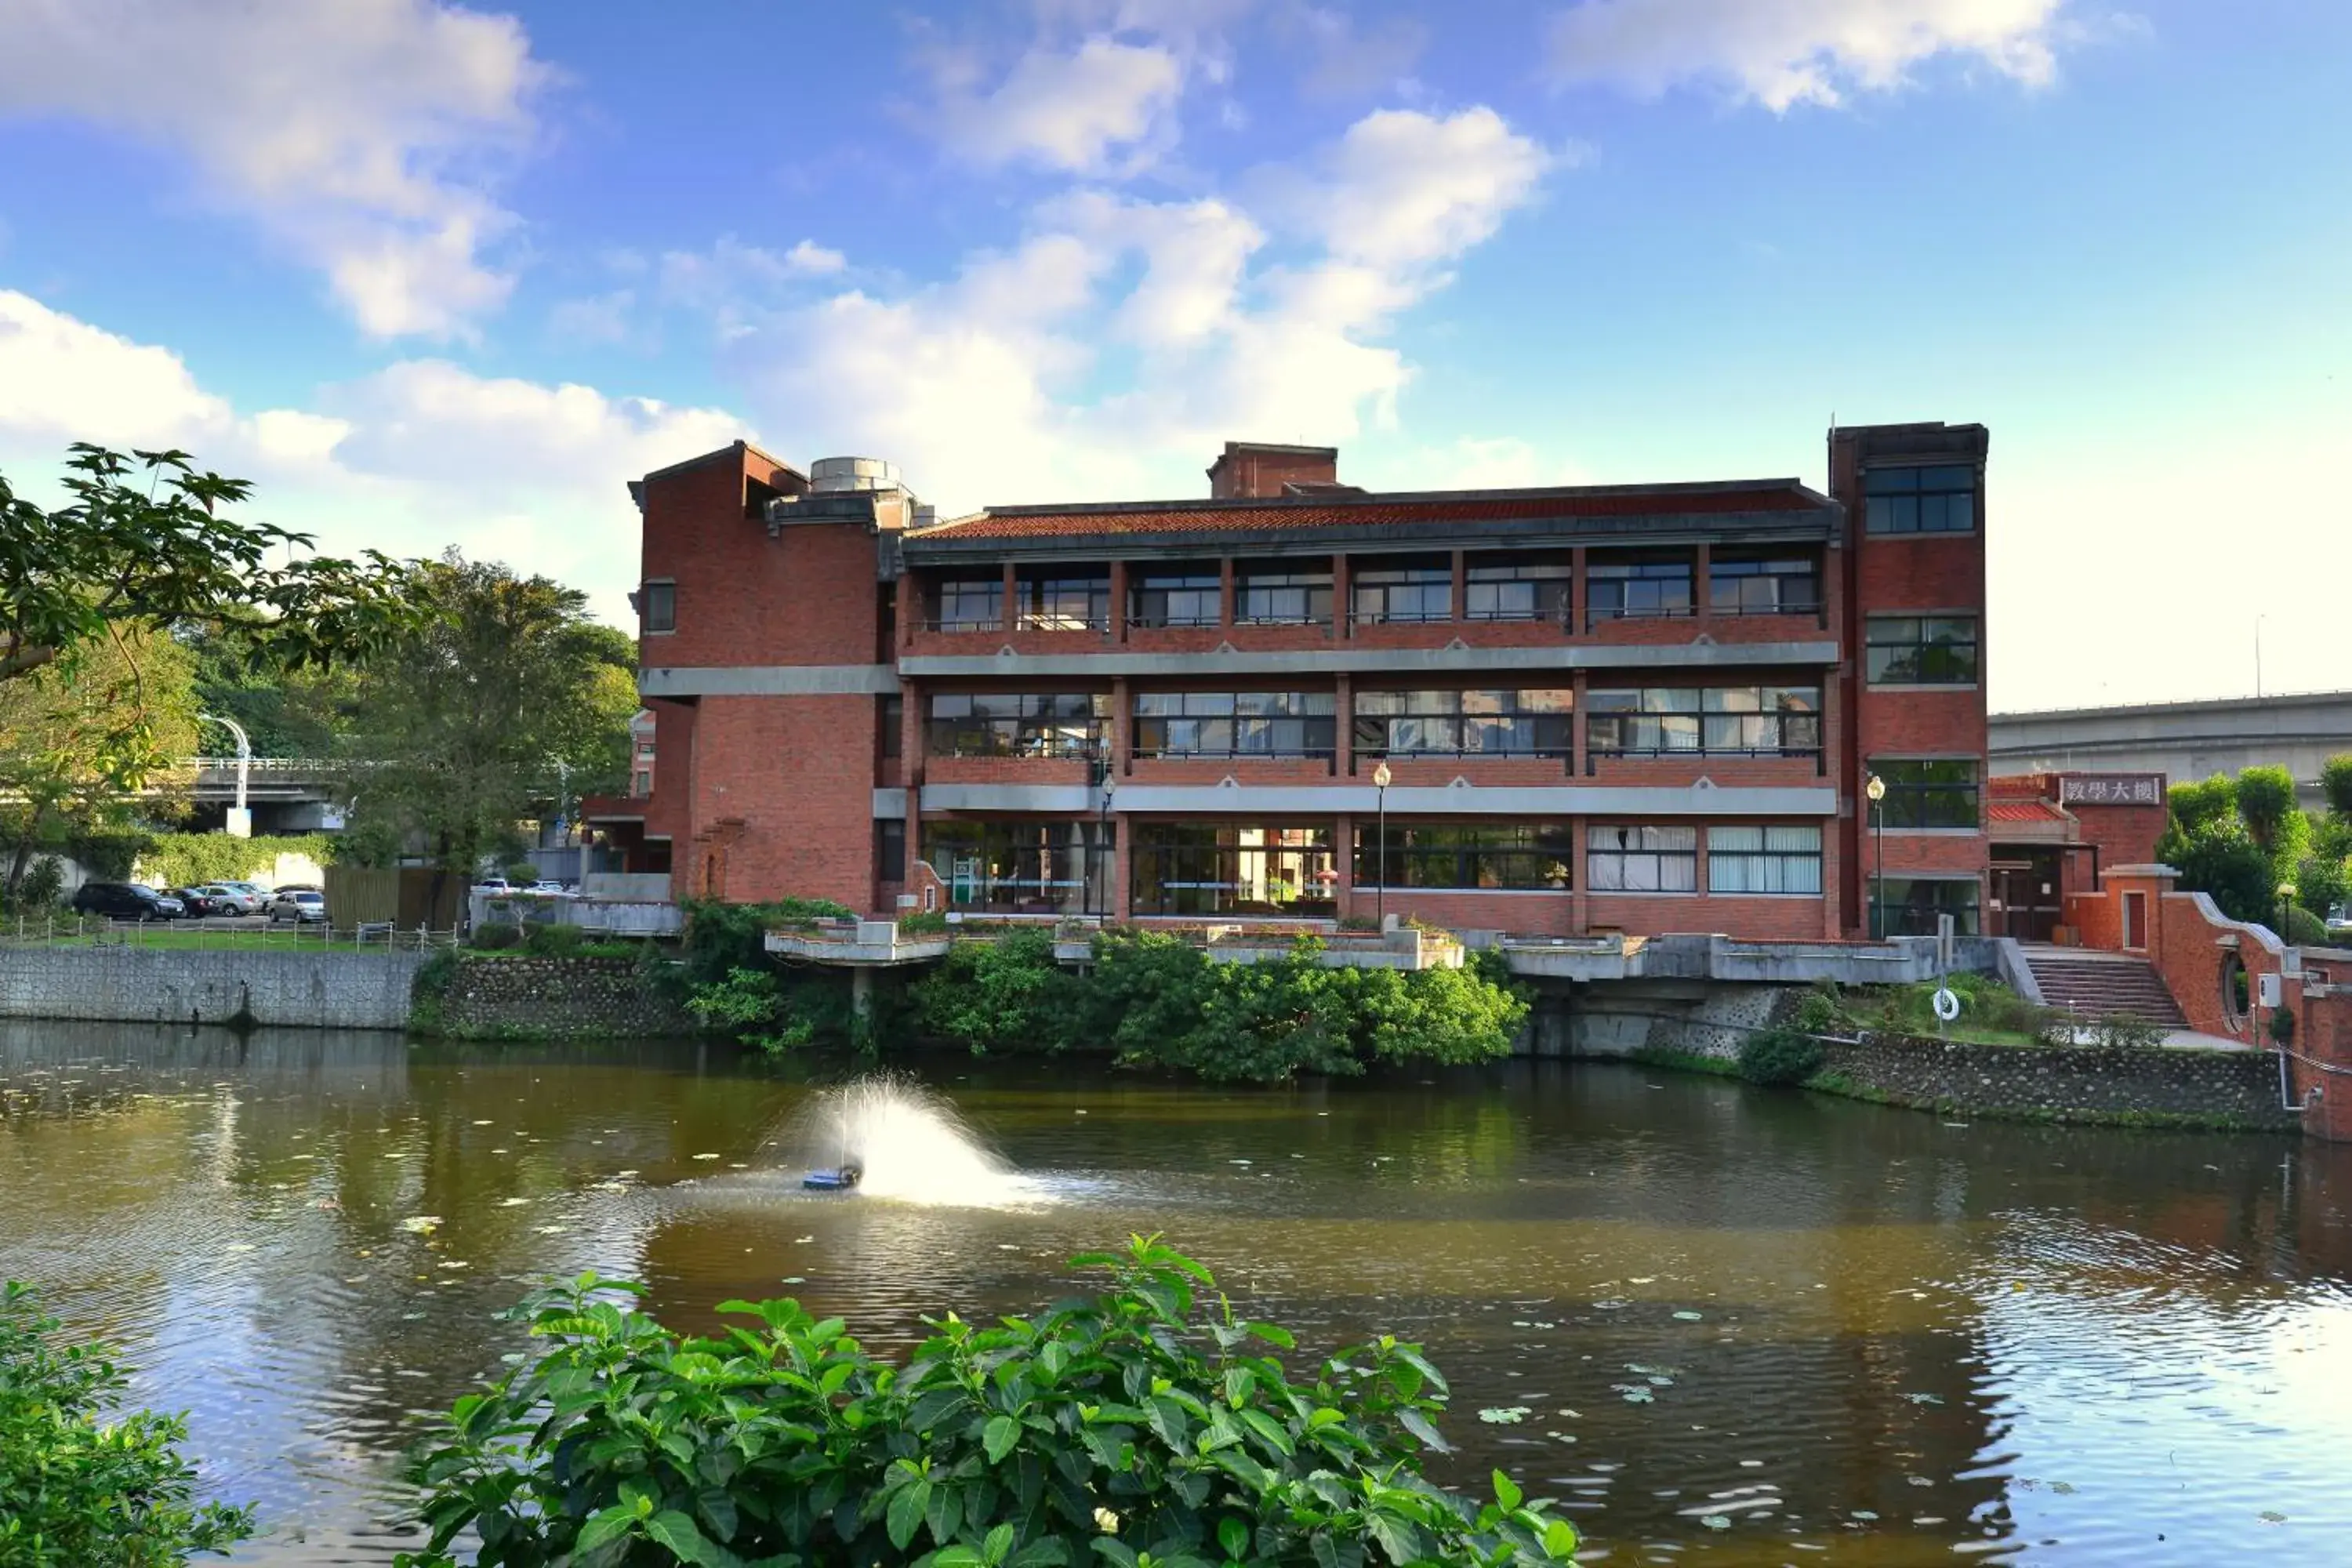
{"left": 473, "top": 877, "right": 519, "bottom": 895}
{"left": 527, "top": 880, "right": 576, "bottom": 897}
{"left": 267, "top": 890, "right": 328, "bottom": 924}
{"left": 71, "top": 882, "right": 183, "bottom": 921}
{"left": 197, "top": 883, "right": 263, "bottom": 915}
{"left": 173, "top": 887, "right": 223, "bottom": 917}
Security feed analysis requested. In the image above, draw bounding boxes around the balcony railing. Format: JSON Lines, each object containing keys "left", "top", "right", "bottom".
{"left": 1014, "top": 612, "right": 1111, "bottom": 633}
{"left": 920, "top": 616, "right": 1005, "bottom": 633}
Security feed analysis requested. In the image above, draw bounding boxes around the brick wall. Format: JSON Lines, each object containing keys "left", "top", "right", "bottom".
{"left": 690, "top": 693, "right": 877, "bottom": 909}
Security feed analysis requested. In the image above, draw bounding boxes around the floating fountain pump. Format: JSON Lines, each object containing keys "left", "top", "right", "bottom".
{"left": 801, "top": 1161, "right": 861, "bottom": 1192}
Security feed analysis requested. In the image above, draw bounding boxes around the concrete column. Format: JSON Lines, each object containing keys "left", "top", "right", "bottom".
{"left": 1451, "top": 547, "right": 1468, "bottom": 622}
{"left": 1110, "top": 675, "right": 1131, "bottom": 779}
{"left": 1334, "top": 810, "right": 1356, "bottom": 919}
{"left": 1001, "top": 561, "right": 1019, "bottom": 633}
{"left": 1693, "top": 543, "right": 1712, "bottom": 626}
{"left": 1571, "top": 669, "right": 1590, "bottom": 779}
{"left": 1109, "top": 560, "right": 1128, "bottom": 644}
{"left": 1333, "top": 553, "right": 1352, "bottom": 641}
{"left": 851, "top": 966, "right": 873, "bottom": 1022}
{"left": 1219, "top": 558, "right": 1236, "bottom": 630}
{"left": 1570, "top": 545, "right": 1588, "bottom": 637}
{"left": 1334, "top": 671, "right": 1352, "bottom": 779}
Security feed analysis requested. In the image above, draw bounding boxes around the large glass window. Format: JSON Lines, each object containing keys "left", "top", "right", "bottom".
{"left": 1465, "top": 557, "right": 1572, "bottom": 622}
{"left": 924, "top": 820, "right": 1115, "bottom": 915}
{"left": 1586, "top": 687, "right": 1820, "bottom": 757}
{"left": 1350, "top": 557, "right": 1452, "bottom": 624}
{"left": 1587, "top": 826, "right": 1697, "bottom": 892}
{"left": 1871, "top": 876, "right": 1981, "bottom": 937}
{"left": 1133, "top": 824, "right": 1336, "bottom": 916}
{"left": 933, "top": 579, "right": 1004, "bottom": 632}
{"left": 1353, "top": 689, "right": 1573, "bottom": 757}
{"left": 1018, "top": 574, "right": 1110, "bottom": 631}
{"left": 1587, "top": 553, "right": 1694, "bottom": 622}
{"left": 1709, "top": 550, "right": 1820, "bottom": 615}
{"left": 1864, "top": 465, "right": 1976, "bottom": 535}
{"left": 1865, "top": 615, "right": 1979, "bottom": 684}
{"left": 1707, "top": 825, "right": 1823, "bottom": 895}
{"left": 927, "top": 693, "right": 1106, "bottom": 758}
{"left": 1130, "top": 572, "right": 1223, "bottom": 629}
{"left": 1131, "top": 691, "right": 1337, "bottom": 758}
{"left": 1236, "top": 565, "right": 1333, "bottom": 626}
{"left": 1355, "top": 823, "right": 1573, "bottom": 890}
{"left": 875, "top": 819, "right": 906, "bottom": 882}
{"left": 1867, "top": 758, "right": 1980, "bottom": 829}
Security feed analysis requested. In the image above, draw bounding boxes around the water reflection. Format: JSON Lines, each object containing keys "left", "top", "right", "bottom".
{"left": 2, "top": 1020, "right": 2348, "bottom": 1563}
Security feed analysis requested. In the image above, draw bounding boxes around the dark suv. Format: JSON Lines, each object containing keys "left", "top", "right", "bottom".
{"left": 70, "top": 882, "right": 182, "bottom": 921}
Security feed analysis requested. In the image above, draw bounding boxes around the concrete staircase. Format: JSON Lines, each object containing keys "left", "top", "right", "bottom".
{"left": 2022, "top": 949, "right": 2189, "bottom": 1029}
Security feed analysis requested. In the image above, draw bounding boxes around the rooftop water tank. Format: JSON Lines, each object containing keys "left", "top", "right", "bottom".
{"left": 809, "top": 456, "right": 902, "bottom": 494}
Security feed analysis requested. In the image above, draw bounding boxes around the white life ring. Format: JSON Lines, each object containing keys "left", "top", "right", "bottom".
{"left": 1932, "top": 987, "right": 1962, "bottom": 1022}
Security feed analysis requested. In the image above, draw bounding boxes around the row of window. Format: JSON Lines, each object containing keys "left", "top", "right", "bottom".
{"left": 925, "top": 551, "right": 1832, "bottom": 631}
{"left": 916, "top": 820, "right": 1832, "bottom": 913}
{"left": 927, "top": 686, "right": 1828, "bottom": 760}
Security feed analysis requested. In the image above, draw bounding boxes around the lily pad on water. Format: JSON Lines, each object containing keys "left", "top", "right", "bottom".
{"left": 1477, "top": 1406, "right": 1533, "bottom": 1424}
{"left": 1904, "top": 1392, "right": 1944, "bottom": 1405}
{"left": 1610, "top": 1385, "right": 1655, "bottom": 1405}
{"left": 1699, "top": 1515, "right": 1731, "bottom": 1530}
{"left": 1672, "top": 1311, "right": 1704, "bottom": 1321}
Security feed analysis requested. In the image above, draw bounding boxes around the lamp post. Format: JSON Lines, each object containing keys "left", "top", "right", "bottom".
{"left": 1864, "top": 772, "right": 1886, "bottom": 939}
{"left": 1372, "top": 760, "right": 1392, "bottom": 927}
{"left": 2279, "top": 881, "right": 2298, "bottom": 946}
{"left": 199, "top": 713, "right": 252, "bottom": 838}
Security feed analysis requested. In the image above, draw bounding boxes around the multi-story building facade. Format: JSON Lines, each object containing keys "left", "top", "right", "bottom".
{"left": 595, "top": 425, "right": 1989, "bottom": 941}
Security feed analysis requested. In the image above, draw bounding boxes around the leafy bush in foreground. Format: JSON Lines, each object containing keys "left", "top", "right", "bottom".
{"left": 0, "top": 1282, "right": 253, "bottom": 1565}
{"left": 394, "top": 1236, "right": 1577, "bottom": 1568}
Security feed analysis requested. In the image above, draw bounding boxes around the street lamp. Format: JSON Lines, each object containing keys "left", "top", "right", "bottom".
{"left": 1864, "top": 772, "right": 1887, "bottom": 940}
{"left": 1371, "top": 760, "right": 1392, "bottom": 927}
{"left": 2279, "top": 881, "right": 2298, "bottom": 946}
{"left": 199, "top": 713, "right": 253, "bottom": 839}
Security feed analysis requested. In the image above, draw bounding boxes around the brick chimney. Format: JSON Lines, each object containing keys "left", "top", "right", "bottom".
{"left": 1207, "top": 441, "right": 1339, "bottom": 499}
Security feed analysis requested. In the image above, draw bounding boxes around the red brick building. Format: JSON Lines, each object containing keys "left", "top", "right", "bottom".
{"left": 593, "top": 424, "right": 1991, "bottom": 940}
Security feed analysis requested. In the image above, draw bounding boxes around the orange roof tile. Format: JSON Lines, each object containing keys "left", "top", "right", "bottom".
{"left": 915, "top": 483, "right": 1823, "bottom": 543}
{"left": 1989, "top": 800, "right": 2070, "bottom": 823}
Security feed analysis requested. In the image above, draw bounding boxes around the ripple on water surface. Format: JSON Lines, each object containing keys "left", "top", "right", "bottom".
{"left": 3, "top": 1027, "right": 2351, "bottom": 1564}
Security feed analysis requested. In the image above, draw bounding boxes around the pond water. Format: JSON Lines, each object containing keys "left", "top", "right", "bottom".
{"left": 5, "top": 1021, "right": 2352, "bottom": 1565}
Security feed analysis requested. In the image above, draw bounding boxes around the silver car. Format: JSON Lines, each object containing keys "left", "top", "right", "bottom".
{"left": 267, "top": 890, "right": 328, "bottom": 924}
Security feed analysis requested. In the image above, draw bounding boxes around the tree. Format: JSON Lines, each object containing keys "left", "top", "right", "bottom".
{"left": 0, "top": 626, "right": 198, "bottom": 901}
{"left": 0, "top": 445, "right": 412, "bottom": 784}
{"left": 2324, "top": 753, "right": 2352, "bottom": 822}
{"left": 2160, "top": 816, "right": 2277, "bottom": 926}
{"left": 339, "top": 553, "right": 637, "bottom": 878}
{"left": 2234, "top": 764, "right": 2298, "bottom": 852}
{"left": 2167, "top": 773, "right": 2238, "bottom": 833}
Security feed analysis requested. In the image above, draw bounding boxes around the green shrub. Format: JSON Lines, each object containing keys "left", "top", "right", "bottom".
{"left": 576, "top": 938, "right": 642, "bottom": 958}
{"left": 1335, "top": 914, "right": 1381, "bottom": 933}
{"left": 913, "top": 930, "right": 1087, "bottom": 1056}
{"left": 0, "top": 1282, "right": 254, "bottom": 1565}
{"left": 2, "top": 855, "right": 66, "bottom": 914}
{"left": 501, "top": 858, "right": 540, "bottom": 886}
{"left": 1791, "top": 984, "right": 1840, "bottom": 1036}
{"left": 391, "top": 1236, "right": 1577, "bottom": 1568}
{"left": 2086, "top": 1013, "right": 2168, "bottom": 1049}
{"left": 2271, "top": 1006, "right": 2298, "bottom": 1047}
{"left": 521, "top": 921, "right": 586, "bottom": 956}
{"left": 898, "top": 909, "right": 951, "bottom": 935}
{"left": 470, "top": 920, "right": 523, "bottom": 951}
{"left": 1737, "top": 1027, "right": 1824, "bottom": 1087}
{"left": 677, "top": 898, "right": 856, "bottom": 989}
{"left": 2283, "top": 905, "right": 2329, "bottom": 946}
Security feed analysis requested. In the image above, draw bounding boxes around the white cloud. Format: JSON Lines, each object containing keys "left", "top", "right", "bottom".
{"left": 548, "top": 290, "right": 637, "bottom": 347}
{"left": 0, "top": 290, "right": 739, "bottom": 622}
{"left": 1275, "top": 5, "right": 1429, "bottom": 99}
{"left": 0, "top": 0, "right": 547, "bottom": 337}
{"left": 1281, "top": 107, "right": 1557, "bottom": 270}
{"left": 1547, "top": 0, "right": 2071, "bottom": 110}
{"left": 658, "top": 237, "right": 855, "bottom": 322}
{"left": 936, "top": 36, "right": 1185, "bottom": 172}
{"left": 784, "top": 239, "right": 848, "bottom": 274}
{"left": 709, "top": 104, "right": 1556, "bottom": 514}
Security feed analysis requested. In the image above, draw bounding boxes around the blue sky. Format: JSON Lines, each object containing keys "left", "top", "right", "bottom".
{"left": 2, "top": 0, "right": 2345, "bottom": 710}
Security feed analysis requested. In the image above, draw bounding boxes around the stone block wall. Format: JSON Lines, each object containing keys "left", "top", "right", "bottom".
{"left": 1809, "top": 1034, "right": 2296, "bottom": 1131}
{"left": 421, "top": 955, "right": 697, "bottom": 1040}
{"left": 0, "top": 947, "right": 426, "bottom": 1029}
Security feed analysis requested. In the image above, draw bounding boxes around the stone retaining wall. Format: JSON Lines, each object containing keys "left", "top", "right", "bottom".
{"left": 419, "top": 955, "right": 696, "bottom": 1040}
{"left": 1634, "top": 1025, "right": 2297, "bottom": 1132}
{"left": 0, "top": 946, "right": 426, "bottom": 1029}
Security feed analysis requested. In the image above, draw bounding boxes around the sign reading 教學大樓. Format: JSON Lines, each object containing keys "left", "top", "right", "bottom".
{"left": 2059, "top": 774, "right": 2165, "bottom": 807}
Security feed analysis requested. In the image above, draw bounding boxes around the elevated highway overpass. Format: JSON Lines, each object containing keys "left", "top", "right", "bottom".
{"left": 1990, "top": 690, "right": 2352, "bottom": 808}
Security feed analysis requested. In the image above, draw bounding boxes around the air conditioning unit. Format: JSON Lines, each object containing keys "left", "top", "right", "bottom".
{"left": 2258, "top": 972, "right": 2284, "bottom": 1009}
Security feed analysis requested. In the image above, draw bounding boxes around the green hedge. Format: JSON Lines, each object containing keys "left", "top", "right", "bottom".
{"left": 135, "top": 833, "right": 336, "bottom": 889}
